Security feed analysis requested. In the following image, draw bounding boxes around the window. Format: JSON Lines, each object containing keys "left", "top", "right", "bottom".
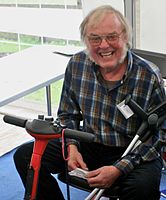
{"left": 81, "top": 0, "right": 124, "bottom": 17}
{"left": 0, "top": 0, "right": 83, "bottom": 112}
{"left": 0, "top": 0, "right": 83, "bottom": 57}
{"left": 136, "top": 0, "right": 166, "bottom": 54}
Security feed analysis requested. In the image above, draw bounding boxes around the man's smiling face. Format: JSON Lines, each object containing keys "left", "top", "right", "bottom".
{"left": 85, "top": 12, "right": 128, "bottom": 69}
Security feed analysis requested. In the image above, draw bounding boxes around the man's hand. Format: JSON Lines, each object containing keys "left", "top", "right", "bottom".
{"left": 86, "top": 166, "right": 121, "bottom": 188}
{"left": 67, "top": 144, "right": 88, "bottom": 171}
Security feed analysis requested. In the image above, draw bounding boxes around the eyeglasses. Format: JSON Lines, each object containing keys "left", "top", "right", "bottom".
{"left": 87, "top": 30, "right": 124, "bottom": 46}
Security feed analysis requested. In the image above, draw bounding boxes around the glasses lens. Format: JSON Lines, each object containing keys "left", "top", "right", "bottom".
{"left": 88, "top": 31, "right": 123, "bottom": 46}
{"left": 106, "top": 34, "right": 119, "bottom": 43}
{"left": 88, "top": 36, "right": 101, "bottom": 45}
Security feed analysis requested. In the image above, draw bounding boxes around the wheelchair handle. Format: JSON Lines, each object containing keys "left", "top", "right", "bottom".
{"left": 3, "top": 114, "right": 27, "bottom": 128}
{"left": 3, "top": 115, "right": 95, "bottom": 143}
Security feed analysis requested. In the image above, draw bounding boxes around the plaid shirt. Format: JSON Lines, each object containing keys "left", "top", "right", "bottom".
{"left": 57, "top": 50, "right": 166, "bottom": 174}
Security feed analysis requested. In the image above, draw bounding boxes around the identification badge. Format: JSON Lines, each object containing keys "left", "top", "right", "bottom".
{"left": 117, "top": 100, "right": 134, "bottom": 119}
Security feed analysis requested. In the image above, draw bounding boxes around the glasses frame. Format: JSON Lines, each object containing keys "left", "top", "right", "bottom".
{"left": 87, "top": 30, "right": 124, "bottom": 46}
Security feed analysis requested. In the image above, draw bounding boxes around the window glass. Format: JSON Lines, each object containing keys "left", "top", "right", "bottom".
{"left": 81, "top": 0, "right": 124, "bottom": 17}
{"left": 0, "top": 0, "right": 16, "bottom": 7}
{"left": 20, "top": 34, "right": 41, "bottom": 45}
{"left": 0, "top": 0, "right": 81, "bottom": 8}
{"left": 43, "top": 36, "right": 67, "bottom": 46}
{"left": 0, "top": 32, "right": 19, "bottom": 56}
{"left": 137, "top": 0, "right": 166, "bottom": 54}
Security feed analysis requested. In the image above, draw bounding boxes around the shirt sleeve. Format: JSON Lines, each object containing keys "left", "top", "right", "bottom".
{"left": 114, "top": 137, "right": 160, "bottom": 174}
{"left": 57, "top": 58, "right": 82, "bottom": 146}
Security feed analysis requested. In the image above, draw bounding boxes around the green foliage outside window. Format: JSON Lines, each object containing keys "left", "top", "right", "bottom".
{"left": 25, "top": 79, "right": 63, "bottom": 106}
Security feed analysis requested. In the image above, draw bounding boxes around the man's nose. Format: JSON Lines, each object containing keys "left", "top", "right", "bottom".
{"left": 99, "top": 38, "right": 110, "bottom": 47}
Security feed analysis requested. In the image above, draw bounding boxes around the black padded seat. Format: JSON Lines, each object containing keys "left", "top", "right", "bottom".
{"left": 58, "top": 172, "right": 120, "bottom": 199}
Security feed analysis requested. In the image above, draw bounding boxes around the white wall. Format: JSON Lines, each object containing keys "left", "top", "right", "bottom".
{"left": 140, "top": 0, "right": 166, "bottom": 53}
